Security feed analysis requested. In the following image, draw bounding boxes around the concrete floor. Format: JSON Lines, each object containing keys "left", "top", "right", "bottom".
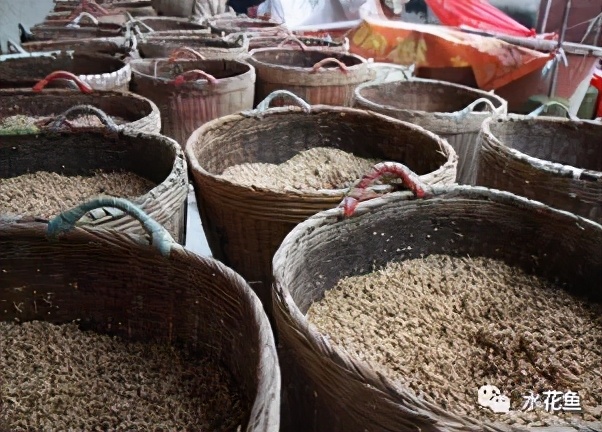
{"left": 184, "top": 183, "right": 213, "bottom": 257}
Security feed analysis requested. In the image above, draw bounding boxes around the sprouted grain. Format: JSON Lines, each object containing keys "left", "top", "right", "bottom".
{"left": 0, "top": 170, "right": 155, "bottom": 219}
{"left": 306, "top": 255, "right": 602, "bottom": 427}
{"left": 0, "top": 321, "right": 245, "bottom": 431}
{"left": 220, "top": 147, "right": 381, "bottom": 191}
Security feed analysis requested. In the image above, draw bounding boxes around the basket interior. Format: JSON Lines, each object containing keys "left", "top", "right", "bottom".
{"left": 212, "top": 19, "right": 279, "bottom": 31}
{"left": 358, "top": 81, "right": 503, "bottom": 113}
{"left": 0, "top": 91, "right": 153, "bottom": 123}
{"left": 251, "top": 49, "right": 362, "bottom": 69}
{"left": 489, "top": 118, "right": 602, "bottom": 172}
{"left": 0, "top": 131, "right": 175, "bottom": 186}
{"left": 131, "top": 58, "right": 250, "bottom": 80}
{"left": 21, "top": 39, "right": 128, "bottom": 56}
{"left": 192, "top": 109, "right": 450, "bottom": 178}
{"left": 0, "top": 53, "right": 125, "bottom": 88}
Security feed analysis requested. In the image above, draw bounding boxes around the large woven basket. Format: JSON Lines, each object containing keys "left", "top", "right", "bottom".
{"left": 476, "top": 114, "right": 602, "bottom": 224}
{"left": 0, "top": 125, "right": 188, "bottom": 243}
{"left": 247, "top": 47, "right": 375, "bottom": 107}
{"left": 185, "top": 91, "right": 457, "bottom": 313}
{"left": 353, "top": 78, "right": 508, "bottom": 185}
{"left": 132, "top": 35, "right": 248, "bottom": 60}
{"left": 272, "top": 176, "right": 602, "bottom": 432}
{"left": 0, "top": 51, "right": 131, "bottom": 92}
{"left": 0, "top": 198, "right": 280, "bottom": 432}
{"left": 130, "top": 56, "right": 255, "bottom": 148}
{"left": 0, "top": 72, "right": 160, "bottom": 134}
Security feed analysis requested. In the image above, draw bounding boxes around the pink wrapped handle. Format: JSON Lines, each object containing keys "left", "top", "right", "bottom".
{"left": 32, "top": 71, "right": 94, "bottom": 94}
{"left": 311, "top": 57, "right": 348, "bottom": 74}
{"left": 168, "top": 47, "right": 207, "bottom": 62}
{"left": 339, "top": 162, "right": 431, "bottom": 217}
{"left": 171, "top": 70, "right": 218, "bottom": 85}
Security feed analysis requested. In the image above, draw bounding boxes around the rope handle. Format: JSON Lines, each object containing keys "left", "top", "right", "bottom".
{"left": 254, "top": 90, "right": 311, "bottom": 113}
{"left": 339, "top": 162, "right": 432, "bottom": 217}
{"left": 130, "top": 19, "right": 155, "bottom": 33}
{"left": 47, "top": 197, "right": 174, "bottom": 257}
{"left": 171, "top": 69, "right": 218, "bottom": 85}
{"left": 527, "top": 101, "right": 578, "bottom": 121}
{"left": 277, "top": 36, "right": 309, "bottom": 50}
{"left": 67, "top": 12, "right": 99, "bottom": 28}
{"left": 47, "top": 105, "right": 119, "bottom": 132}
{"left": 32, "top": 71, "right": 94, "bottom": 94}
{"left": 168, "top": 47, "right": 207, "bottom": 62}
{"left": 458, "top": 97, "right": 499, "bottom": 116}
{"left": 310, "top": 57, "right": 348, "bottom": 74}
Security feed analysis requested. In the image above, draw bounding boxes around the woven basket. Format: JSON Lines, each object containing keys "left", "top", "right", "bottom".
{"left": 476, "top": 113, "right": 602, "bottom": 224}
{"left": 272, "top": 175, "right": 602, "bottom": 432}
{"left": 353, "top": 78, "right": 508, "bottom": 185}
{"left": 0, "top": 51, "right": 131, "bottom": 92}
{"left": 29, "top": 19, "right": 124, "bottom": 41}
{"left": 132, "top": 34, "right": 248, "bottom": 60}
{"left": 19, "top": 36, "right": 132, "bottom": 58}
{"left": 0, "top": 197, "right": 280, "bottom": 432}
{"left": 0, "top": 125, "right": 188, "bottom": 242}
{"left": 185, "top": 91, "right": 457, "bottom": 313}
{"left": 209, "top": 17, "right": 286, "bottom": 36}
{"left": 129, "top": 16, "right": 210, "bottom": 36}
{"left": 130, "top": 55, "right": 255, "bottom": 148}
{"left": 0, "top": 71, "right": 160, "bottom": 134}
{"left": 247, "top": 47, "right": 375, "bottom": 107}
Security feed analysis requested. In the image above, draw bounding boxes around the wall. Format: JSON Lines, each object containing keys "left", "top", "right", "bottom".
{"left": 0, "top": 0, "right": 54, "bottom": 53}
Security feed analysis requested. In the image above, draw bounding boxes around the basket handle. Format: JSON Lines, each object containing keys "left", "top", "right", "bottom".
{"left": 171, "top": 69, "right": 218, "bottom": 85}
{"left": 339, "top": 162, "right": 432, "bottom": 217}
{"left": 527, "top": 101, "right": 578, "bottom": 121}
{"left": 68, "top": 0, "right": 109, "bottom": 19}
{"left": 47, "top": 197, "right": 175, "bottom": 257}
{"left": 255, "top": 90, "right": 311, "bottom": 113}
{"left": 458, "top": 97, "right": 498, "bottom": 117}
{"left": 47, "top": 105, "right": 119, "bottom": 132}
{"left": 67, "top": 12, "right": 99, "bottom": 28}
{"left": 168, "top": 47, "right": 207, "bottom": 62}
{"left": 277, "top": 36, "right": 309, "bottom": 51}
{"left": 310, "top": 58, "right": 348, "bottom": 74}
{"left": 32, "top": 71, "right": 94, "bottom": 94}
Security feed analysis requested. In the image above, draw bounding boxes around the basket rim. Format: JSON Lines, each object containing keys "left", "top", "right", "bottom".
{"left": 184, "top": 104, "right": 458, "bottom": 198}
{"left": 354, "top": 77, "right": 508, "bottom": 120}
{"left": 481, "top": 115, "right": 602, "bottom": 181}
{"left": 247, "top": 47, "right": 368, "bottom": 73}
{"left": 271, "top": 184, "right": 602, "bottom": 432}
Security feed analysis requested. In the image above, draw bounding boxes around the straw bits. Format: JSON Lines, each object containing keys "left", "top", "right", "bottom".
{"left": 0, "top": 320, "right": 245, "bottom": 431}
{"left": 220, "top": 147, "right": 381, "bottom": 191}
{"left": 306, "top": 254, "right": 602, "bottom": 427}
{"left": 0, "top": 170, "right": 156, "bottom": 219}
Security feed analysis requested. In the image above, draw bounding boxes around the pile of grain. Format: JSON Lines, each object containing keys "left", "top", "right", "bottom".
{"left": 0, "top": 170, "right": 156, "bottom": 219}
{"left": 220, "top": 147, "right": 381, "bottom": 191}
{"left": 307, "top": 255, "right": 602, "bottom": 427}
{"left": 0, "top": 114, "right": 128, "bottom": 134}
{"left": 0, "top": 321, "right": 244, "bottom": 431}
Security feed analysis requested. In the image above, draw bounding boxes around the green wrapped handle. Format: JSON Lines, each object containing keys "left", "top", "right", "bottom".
{"left": 47, "top": 197, "right": 174, "bottom": 257}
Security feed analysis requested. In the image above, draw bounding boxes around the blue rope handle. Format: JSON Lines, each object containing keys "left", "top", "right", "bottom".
{"left": 47, "top": 197, "right": 174, "bottom": 257}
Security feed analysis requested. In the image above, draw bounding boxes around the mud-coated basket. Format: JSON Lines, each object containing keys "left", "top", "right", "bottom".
{"left": 0, "top": 125, "right": 188, "bottom": 243}
{"left": 476, "top": 112, "right": 602, "bottom": 224}
{"left": 0, "top": 198, "right": 280, "bottom": 432}
{"left": 0, "top": 51, "right": 131, "bottom": 92}
{"left": 247, "top": 47, "right": 375, "bottom": 107}
{"left": 18, "top": 36, "right": 133, "bottom": 58}
{"left": 353, "top": 78, "right": 508, "bottom": 185}
{"left": 0, "top": 71, "right": 160, "bottom": 134}
{"left": 131, "top": 34, "right": 249, "bottom": 60}
{"left": 185, "top": 91, "right": 457, "bottom": 314}
{"left": 272, "top": 177, "right": 602, "bottom": 432}
{"left": 130, "top": 56, "right": 255, "bottom": 148}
